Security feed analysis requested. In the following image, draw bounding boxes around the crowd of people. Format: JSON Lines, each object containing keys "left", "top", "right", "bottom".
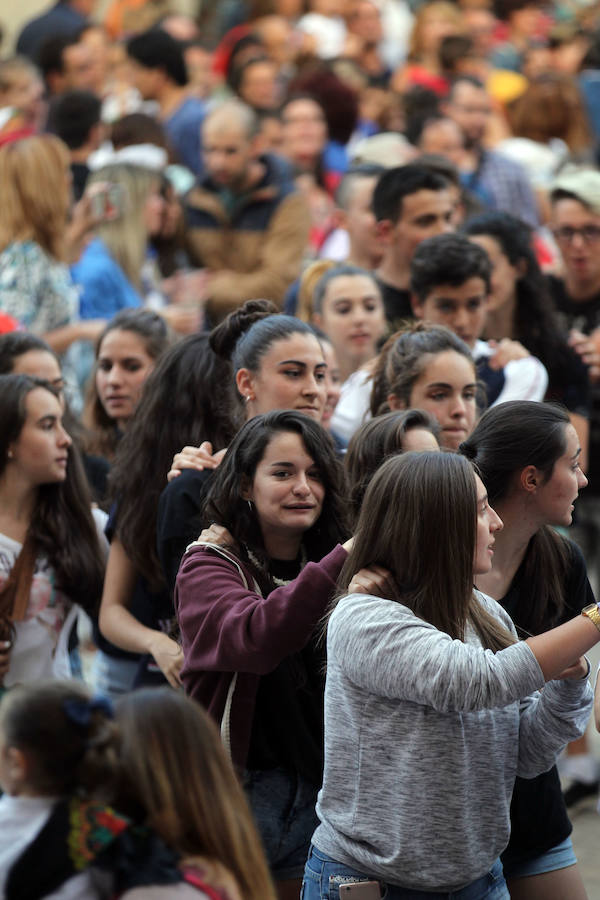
{"left": 4, "top": 0, "right": 600, "bottom": 896}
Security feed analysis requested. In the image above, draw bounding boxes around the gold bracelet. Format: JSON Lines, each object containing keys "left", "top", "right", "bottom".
{"left": 582, "top": 603, "right": 600, "bottom": 632}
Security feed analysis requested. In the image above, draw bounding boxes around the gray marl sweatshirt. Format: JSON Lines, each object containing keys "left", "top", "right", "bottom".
{"left": 313, "top": 590, "right": 592, "bottom": 892}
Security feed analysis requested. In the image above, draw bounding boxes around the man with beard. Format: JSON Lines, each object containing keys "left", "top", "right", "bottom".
{"left": 185, "top": 99, "right": 310, "bottom": 323}
{"left": 443, "top": 75, "right": 539, "bottom": 228}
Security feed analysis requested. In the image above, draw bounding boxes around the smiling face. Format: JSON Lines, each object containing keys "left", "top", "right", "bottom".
{"left": 8, "top": 388, "right": 72, "bottom": 487}
{"left": 239, "top": 333, "right": 327, "bottom": 421}
{"left": 412, "top": 276, "right": 489, "bottom": 350}
{"left": 473, "top": 473, "right": 503, "bottom": 575}
{"left": 531, "top": 424, "right": 587, "bottom": 526}
{"left": 400, "top": 349, "right": 478, "bottom": 450}
{"left": 244, "top": 430, "right": 325, "bottom": 555}
{"left": 95, "top": 329, "right": 156, "bottom": 428}
{"left": 314, "top": 273, "right": 386, "bottom": 377}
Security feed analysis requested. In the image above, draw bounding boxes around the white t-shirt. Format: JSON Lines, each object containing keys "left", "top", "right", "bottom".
{"left": 473, "top": 339, "right": 549, "bottom": 406}
{"left": 330, "top": 368, "right": 373, "bottom": 442}
{"left": 297, "top": 13, "right": 347, "bottom": 58}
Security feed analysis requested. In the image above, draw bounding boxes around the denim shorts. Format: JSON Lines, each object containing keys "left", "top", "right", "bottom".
{"left": 301, "top": 845, "right": 510, "bottom": 900}
{"left": 502, "top": 836, "right": 577, "bottom": 880}
{"left": 244, "top": 767, "right": 319, "bottom": 881}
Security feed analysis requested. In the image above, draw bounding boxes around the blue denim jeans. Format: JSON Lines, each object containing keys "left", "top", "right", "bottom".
{"left": 301, "top": 845, "right": 510, "bottom": 900}
{"left": 244, "top": 768, "right": 319, "bottom": 881}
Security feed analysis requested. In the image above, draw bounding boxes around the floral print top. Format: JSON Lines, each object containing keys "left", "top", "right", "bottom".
{"left": 0, "top": 531, "right": 71, "bottom": 688}
{"left": 0, "top": 240, "right": 78, "bottom": 333}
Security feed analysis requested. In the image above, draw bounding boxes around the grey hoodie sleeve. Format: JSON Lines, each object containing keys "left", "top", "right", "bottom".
{"left": 516, "top": 675, "right": 593, "bottom": 777}
{"left": 329, "top": 593, "right": 546, "bottom": 711}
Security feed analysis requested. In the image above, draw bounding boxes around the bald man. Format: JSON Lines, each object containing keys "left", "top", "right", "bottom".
{"left": 185, "top": 99, "right": 310, "bottom": 323}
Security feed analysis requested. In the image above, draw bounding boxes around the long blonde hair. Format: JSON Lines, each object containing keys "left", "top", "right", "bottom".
{"left": 0, "top": 135, "right": 70, "bottom": 259}
{"left": 408, "top": 1, "right": 464, "bottom": 62}
{"left": 116, "top": 688, "right": 277, "bottom": 900}
{"left": 87, "top": 163, "right": 158, "bottom": 290}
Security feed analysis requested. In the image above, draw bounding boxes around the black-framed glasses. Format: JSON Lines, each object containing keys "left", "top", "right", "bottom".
{"left": 552, "top": 225, "right": 600, "bottom": 245}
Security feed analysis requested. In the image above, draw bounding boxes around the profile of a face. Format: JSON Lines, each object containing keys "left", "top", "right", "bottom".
{"left": 526, "top": 423, "right": 587, "bottom": 528}
{"left": 473, "top": 473, "right": 503, "bottom": 576}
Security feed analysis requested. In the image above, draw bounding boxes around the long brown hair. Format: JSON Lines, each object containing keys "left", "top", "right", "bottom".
{"left": 460, "top": 400, "right": 571, "bottom": 633}
{"left": 506, "top": 73, "right": 591, "bottom": 154}
{"left": 115, "top": 688, "right": 276, "bottom": 900}
{"left": 0, "top": 375, "right": 104, "bottom": 638}
{"left": 333, "top": 451, "right": 515, "bottom": 651}
{"left": 109, "top": 333, "right": 236, "bottom": 589}
{"left": 345, "top": 409, "right": 440, "bottom": 526}
{"left": 83, "top": 308, "right": 171, "bottom": 460}
{"left": 204, "top": 410, "right": 349, "bottom": 590}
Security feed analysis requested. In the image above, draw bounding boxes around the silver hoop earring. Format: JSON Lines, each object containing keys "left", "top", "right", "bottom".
{"left": 246, "top": 499, "right": 253, "bottom": 511}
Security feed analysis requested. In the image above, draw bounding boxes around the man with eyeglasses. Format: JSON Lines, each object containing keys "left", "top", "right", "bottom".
{"left": 548, "top": 169, "right": 600, "bottom": 810}
{"left": 549, "top": 171, "right": 600, "bottom": 389}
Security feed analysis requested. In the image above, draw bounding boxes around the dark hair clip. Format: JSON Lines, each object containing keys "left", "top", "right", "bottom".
{"left": 63, "top": 694, "right": 114, "bottom": 729}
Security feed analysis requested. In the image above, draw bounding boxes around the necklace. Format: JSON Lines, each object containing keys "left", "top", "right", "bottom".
{"left": 245, "top": 545, "right": 308, "bottom": 587}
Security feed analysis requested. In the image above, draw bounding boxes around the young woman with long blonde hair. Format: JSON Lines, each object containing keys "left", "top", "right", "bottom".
{"left": 0, "top": 136, "right": 103, "bottom": 388}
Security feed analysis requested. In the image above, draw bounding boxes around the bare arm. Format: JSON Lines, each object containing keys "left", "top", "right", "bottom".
{"left": 43, "top": 319, "right": 106, "bottom": 354}
{"left": 99, "top": 538, "right": 183, "bottom": 687}
{"left": 526, "top": 614, "right": 599, "bottom": 681}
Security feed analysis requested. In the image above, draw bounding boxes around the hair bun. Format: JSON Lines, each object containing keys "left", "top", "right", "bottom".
{"left": 209, "top": 299, "right": 279, "bottom": 360}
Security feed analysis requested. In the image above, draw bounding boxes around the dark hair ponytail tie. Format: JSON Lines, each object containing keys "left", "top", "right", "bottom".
{"left": 63, "top": 694, "right": 114, "bottom": 729}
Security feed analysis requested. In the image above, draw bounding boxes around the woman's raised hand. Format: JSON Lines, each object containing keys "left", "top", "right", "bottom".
{"left": 487, "top": 338, "right": 530, "bottom": 370}
{"left": 148, "top": 633, "right": 184, "bottom": 688}
{"left": 569, "top": 329, "right": 600, "bottom": 383}
{"left": 160, "top": 304, "right": 203, "bottom": 335}
{"left": 197, "top": 524, "right": 237, "bottom": 550}
{"left": 348, "top": 565, "right": 394, "bottom": 598}
{"left": 167, "top": 442, "right": 227, "bottom": 481}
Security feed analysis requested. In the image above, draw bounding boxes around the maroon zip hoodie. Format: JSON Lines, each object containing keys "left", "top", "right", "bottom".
{"left": 175, "top": 542, "right": 347, "bottom": 770}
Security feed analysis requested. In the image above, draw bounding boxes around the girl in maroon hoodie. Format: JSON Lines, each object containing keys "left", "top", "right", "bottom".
{"left": 175, "top": 410, "right": 356, "bottom": 900}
